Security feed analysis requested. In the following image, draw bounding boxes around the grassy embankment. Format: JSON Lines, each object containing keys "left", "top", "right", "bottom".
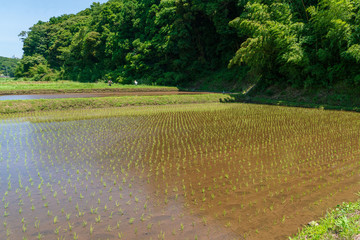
{"left": 0, "top": 80, "right": 227, "bottom": 114}
{"left": 0, "top": 94, "right": 226, "bottom": 114}
{"left": 228, "top": 95, "right": 360, "bottom": 112}
{"left": 291, "top": 199, "right": 360, "bottom": 239}
{"left": 222, "top": 84, "right": 360, "bottom": 113}
{"left": 0, "top": 79, "right": 177, "bottom": 95}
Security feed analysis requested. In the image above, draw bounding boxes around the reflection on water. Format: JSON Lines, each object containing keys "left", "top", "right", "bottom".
{"left": 0, "top": 91, "right": 209, "bottom": 100}
{"left": 0, "top": 111, "right": 237, "bottom": 240}
{"left": 0, "top": 104, "right": 360, "bottom": 239}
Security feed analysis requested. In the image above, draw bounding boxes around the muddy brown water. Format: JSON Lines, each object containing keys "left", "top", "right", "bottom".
{"left": 0, "top": 91, "right": 212, "bottom": 100}
{"left": 1, "top": 103, "right": 360, "bottom": 239}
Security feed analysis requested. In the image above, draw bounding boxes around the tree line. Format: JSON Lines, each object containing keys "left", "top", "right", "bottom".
{"left": 15, "top": 0, "right": 360, "bottom": 90}
{"left": 0, "top": 56, "right": 19, "bottom": 77}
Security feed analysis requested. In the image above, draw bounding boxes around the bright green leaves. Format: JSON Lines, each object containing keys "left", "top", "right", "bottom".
{"left": 308, "top": 0, "right": 355, "bottom": 49}
{"left": 304, "top": 0, "right": 360, "bottom": 86}
{"left": 125, "top": 39, "right": 153, "bottom": 72}
{"left": 327, "top": 19, "right": 352, "bottom": 49}
{"left": 282, "top": 42, "right": 306, "bottom": 65}
{"left": 229, "top": 36, "right": 264, "bottom": 69}
{"left": 82, "top": 31, "right": 101, "bottom": 61}
{"left": 229, "top": 1, "right": 307, "bottom": 84}
{"left": 342, "top": 44, "right": 360, "bottom": 63}
{"left": 15, "top": 54, "right": 56, "bottom": 81}
{"left": 228, "top": 0, "right": 360, "bottom": 88}
{"left": 270, "top": 3, "right": 292, "bottom": 23}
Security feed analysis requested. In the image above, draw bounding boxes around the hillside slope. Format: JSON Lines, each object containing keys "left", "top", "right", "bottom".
{"left": 15, "top": 0, "right": 360, "bottom": 96}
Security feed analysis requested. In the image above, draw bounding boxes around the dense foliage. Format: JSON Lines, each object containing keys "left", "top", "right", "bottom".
{"left": 0, "top": 56, "right": 19, "bottom": 77}
{"left": 230, "top": 0, "right": 360, "bottom": 90}
{"left": 16, "top": 0, "right": 242, "bottom": 86}
{"left": 16, "top": 0, "right": 360, "bottom": 90}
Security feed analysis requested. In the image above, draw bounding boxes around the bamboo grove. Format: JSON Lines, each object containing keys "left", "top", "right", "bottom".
{"left": 14, "top": 0, "right": 360, "bottom": 90}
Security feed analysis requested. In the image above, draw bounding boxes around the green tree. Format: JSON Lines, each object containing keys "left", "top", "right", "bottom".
{"left": 229, "top": 1, "right": 308, "bottom": 87}
{"left": 0, "top": 56, "right": 19, "bottom": 77}
{"left": 305, "top": 0, "right": 360, "bottom": 87}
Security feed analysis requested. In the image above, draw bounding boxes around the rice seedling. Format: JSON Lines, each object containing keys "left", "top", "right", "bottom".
{"left": 68, "top": 222, "right": 73, "bottom": 231}
{"left": 180, "top": 223, "right": 184, "bottom": 231}
{"left": 54, "top": 226, "right": 60, "bottom": 235}
{"left": 88, "top": 224, "right": 94, "bottom": 236}
{"left": 95, "top": 215, "right": 101, "bottom": 223}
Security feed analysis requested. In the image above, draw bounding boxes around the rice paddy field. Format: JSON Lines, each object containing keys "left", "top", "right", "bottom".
{"left": 1, "top": 103, "right": 360, "bottom": 239}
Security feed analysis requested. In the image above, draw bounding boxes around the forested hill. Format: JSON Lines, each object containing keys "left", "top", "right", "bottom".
{"left": 0, "top": 56, "right": 19, "bottom": 77}
{"left": 16, "top": 0, "right": 360, "bottom": 92}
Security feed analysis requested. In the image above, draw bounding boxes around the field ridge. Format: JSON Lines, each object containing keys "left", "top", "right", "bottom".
{"left": 0, "top": 94, "right": 227, "bottom": 114}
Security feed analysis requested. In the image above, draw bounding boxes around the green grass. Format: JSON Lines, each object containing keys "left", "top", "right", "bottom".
{"left": 291, "top": 200, "right": 360, "bottom": 239}
{"left": 0, "top": 93, "right": 227, "bottom": 114}
{"left": 0, "top": 80, "right": 177, "bottom": 94}
{"left": 0, "top": 78, "right": 16, "bottom": 82}
{"left": 225, "top": 94, "right": 360, "bottom": 113}
{"left": 228, "top": 83, "right": 360, "bottom": 113}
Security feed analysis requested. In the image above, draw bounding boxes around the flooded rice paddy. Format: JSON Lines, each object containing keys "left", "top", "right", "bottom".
{"left": 1, "top": 103, "right": 360, "bottom": 239}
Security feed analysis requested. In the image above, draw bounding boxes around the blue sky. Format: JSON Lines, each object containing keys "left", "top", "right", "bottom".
{"left": 0, "top": 0, "right": 108, "bottom": 58}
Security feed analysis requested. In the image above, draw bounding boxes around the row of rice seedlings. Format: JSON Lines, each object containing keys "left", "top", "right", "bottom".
{"left": 0, "top": 103, "right": 359, "bottom": 239}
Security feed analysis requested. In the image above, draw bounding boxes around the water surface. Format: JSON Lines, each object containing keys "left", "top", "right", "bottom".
{"left": 0, "top": 91, "right": 210, "bottom": 100}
